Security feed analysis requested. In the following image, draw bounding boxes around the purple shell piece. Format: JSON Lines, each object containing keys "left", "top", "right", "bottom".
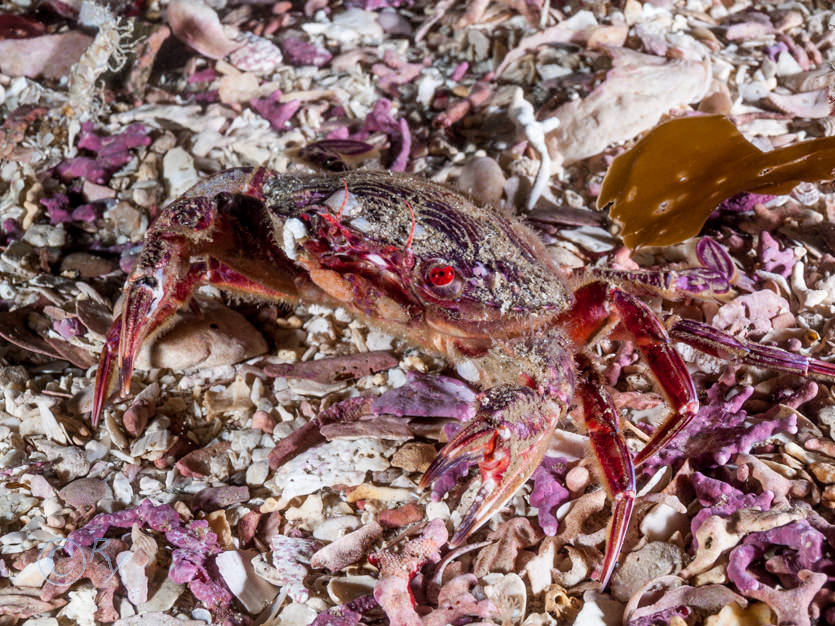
{"left": 766, "top": 41, "right": 789, "bottom": 61}
{"left": 371, "top": 371, "right": 476, "bottom": 420}
{"left": 628, "top": 606, "right": 690, "bottom": 626}
{"left": 689, "top": 472, "right": 773, "bottom": 540}
{"left": 56, "top": 123, "right": 150, "bottom": 184}
{"left": 53, "top": 318, "right": 84, "bottom": 339}
{"left": 713, "top": 192, "right": 776, "bottom": 216}
{"left": 640, "top": 384, "right": 797, "bottom": 474}
{"left": 529, "top": 457, "right": 571, "bottom": 535}
{"left": 311, "top": 593, "right": 378, "bottom": 626}
{"left": 280, "top": 37, "right": 333, "bottom": 67}
{"left": 250, "top": 90, "right": 301, "bottom": 132}
{"left": 758, "top": 231, "right": 795, "bottom": 277}
{"left": 728, "top": 520, "right": 826, "bottom": 592}
{"left": 450, "top": 61, "right": 468, "bottom": 82}
{"left": 41, "top": 193, "right": 71, "bottom": 225}
{"left": 65, "top": 499, "right": 236, "bottom": 618}
{"left": 357, "top": 99, "right": 411, "bottom": 171}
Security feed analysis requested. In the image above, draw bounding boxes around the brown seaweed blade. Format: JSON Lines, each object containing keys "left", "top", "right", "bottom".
{"left": 599, "top": 115, "right": 835, "bottom": 249}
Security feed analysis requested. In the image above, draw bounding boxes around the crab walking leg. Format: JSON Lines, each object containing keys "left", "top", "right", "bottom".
{"left": 575, "top": 359, "right": 635, "bottom": 589}
{"left": 588, "top": 266, "right": 732, "bottom": 299}
{"left": 559, "top": 282, "right": 699, "bottom": 467}
{"left": 611, "top": 290, "right": 699, "bottom": 467}
{"left": 669, "top": 319, "right": 835, "bottom": 379}
{"left": 582, "top": 238, "right": 738, "bottom": 300}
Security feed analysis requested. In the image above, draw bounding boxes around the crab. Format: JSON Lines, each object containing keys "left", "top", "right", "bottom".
{"left": 92, "top": 167, "right": 835, "bottom": 588}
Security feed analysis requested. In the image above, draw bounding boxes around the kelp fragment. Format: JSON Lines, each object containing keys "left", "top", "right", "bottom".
{"left": 599, "top": 115, "right": 835, "bottom": 248}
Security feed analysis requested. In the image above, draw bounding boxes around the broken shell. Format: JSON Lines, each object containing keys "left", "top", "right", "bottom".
{"left": 57, "top": 478, "right": 109, "bottom": 509}
{"left": 135, "top": 300, "right": 267, "bottom": 370}
{"left": 282, "top": 217, "right": 307, "bottom": 260}
{"left": 312, "top": 515, "right": 362, "bottom": 542}
{"left": 610, "top": 541, "right": 685, "bottom": 603}
{"left": 166, "top": 0, "right": 240, "bottom": 59}
{"left": 216, "top": 550, "right": 279, "bottom": 613}
{"left": 326, "top": 574, "right": 378, "bottom": 604}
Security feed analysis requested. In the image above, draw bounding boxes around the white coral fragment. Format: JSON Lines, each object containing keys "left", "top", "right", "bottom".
{"left": 267, "top": 438, "right": 390, "bottom": 500}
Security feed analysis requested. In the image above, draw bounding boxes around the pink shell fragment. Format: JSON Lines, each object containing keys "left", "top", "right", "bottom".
{"left": 0, "top": 31, "right": 92, "bottom": 79}
{"left": 250, "top": 90, "right": 302, "bottom": 132}
{"left": 167, "top": 0, "right": 241, "bottom": 60}
{"left": 280, "top": 37, "right": 333, "bottom": 67}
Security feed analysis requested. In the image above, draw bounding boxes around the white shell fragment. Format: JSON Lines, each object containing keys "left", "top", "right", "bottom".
{"left": 325, "top": 189, "right": 362, "bottom": 217}
{"left": 282, "top": 217, "right": 308, "bottom": 260}
{"left": 267, "top": 438, "right": 391, "bottom": 500}
{"left": 216, "top": 550, "right": 279, "bottom": 614}
{"left": 483, "top": 573, "right": 527, "bottom": 625}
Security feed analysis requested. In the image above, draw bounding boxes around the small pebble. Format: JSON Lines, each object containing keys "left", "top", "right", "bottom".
{"left": 823, "top": 484, "right": 835, "bottom": 509}
{"left": 57, "top": 477, "right": 109, "bottom": 509}
{"left": 251, "top": 410, "right": 276, "bottom": 433}
{"left": 698, "top": 91, "right": 733, "bottom": 115}
{"left": 809, "top": 461, "right": 835, "bottom": 484}
{"left": 246, "top": 461, "right": 269, "bottom": 486}
{"left": 377, "top": 503, "right": 424, "bottom": 528}
{"left": 391, "top": 442, "right": 437, "bottom": 473}
{"left": 457, "top": 157, "right": 506, "bottom": 206}
{"left": 565, "top": 466, "right": 590, "bottom": 493}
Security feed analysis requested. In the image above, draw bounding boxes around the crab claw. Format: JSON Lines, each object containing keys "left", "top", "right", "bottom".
{"left": 420, "top": 385, "right": 559, "bottom": 547}
{"left": 90, "top": 235, "right": 206, "bottom": 427}
{"left": 91, "top": 316, "right": 122, "bottom": 428}
{"left": 118, "top": 253, "right": 206, "bottom": 396}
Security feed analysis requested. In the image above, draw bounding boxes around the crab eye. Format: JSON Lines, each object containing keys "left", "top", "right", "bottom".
{"left": 428, "top": 265, "right": 455, "bottom": 287}
{"left": 424, "top": 262, "right": 464, "bottom": 300}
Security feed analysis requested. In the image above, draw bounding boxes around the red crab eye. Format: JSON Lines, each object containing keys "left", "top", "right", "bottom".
{"left": 428, "top": 265, "right": 455, "bottom": 287}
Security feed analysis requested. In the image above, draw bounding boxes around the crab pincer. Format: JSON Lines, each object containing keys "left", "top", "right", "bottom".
{"left": 421, "top": 385, "right": 562, "bottom": 547}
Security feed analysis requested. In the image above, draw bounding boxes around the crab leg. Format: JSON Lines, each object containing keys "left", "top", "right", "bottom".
{"left": 575, "top": 357, "right": 635, "bottom": 588}
{"left": 669, "top": 319, "right": 835, "bottom": 379}
{"left": 560, "top": 281, "right": 699, "bottom": 467}
{"left": 582, "top": 239, "right": 738, "bottom": 300}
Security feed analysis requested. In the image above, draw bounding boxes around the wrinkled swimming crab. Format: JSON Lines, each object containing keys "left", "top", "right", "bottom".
{"left": 92, "top": 167, "right": 835, "bottom": 587}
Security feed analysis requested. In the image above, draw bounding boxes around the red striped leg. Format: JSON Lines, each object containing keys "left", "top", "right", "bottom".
{"left": 610, "top": 289, "right": 699, "bottom": 467}
{"left": 576, "top": 361, "right": 635, "bottom": 589}
{"left": 559, "top": 282, "right": 699, "bottom": 467}
{"left": 669, "top": 318, "right": 835, "bottom": 379}
{"left": 91, "top": 316, "right": 121, "bottom": 428}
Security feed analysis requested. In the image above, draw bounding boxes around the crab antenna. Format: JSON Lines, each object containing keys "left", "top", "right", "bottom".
{"left": 404, "top": 198, "right": 416, "bottom": 251}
